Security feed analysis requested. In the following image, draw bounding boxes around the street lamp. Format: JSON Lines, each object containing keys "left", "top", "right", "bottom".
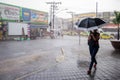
{"left": 54, "top": 9, "right": 68, "bottom": 32}
{"left": 96, "top": 2, "right": 98, "bottom": 17}
{"left": 55, "top": 8, "right": 68, "bottom": 15}
{"left": 95, "top": 0, "right": 99, "bottom": 17}
{"left": 67, "top": 11, "right": 74, "bottom": 35}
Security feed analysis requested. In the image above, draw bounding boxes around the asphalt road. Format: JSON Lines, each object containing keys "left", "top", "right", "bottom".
{"left": 0, "top": 36, "right": 119, "bottom": 80}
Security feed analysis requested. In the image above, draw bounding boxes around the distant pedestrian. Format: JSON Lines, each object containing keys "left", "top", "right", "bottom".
{"left": 2, "top": 27, "right": 7, "bottom": 40}
{"left": 61, "top": 33, "right": 64, "bottom": 38}
{"left": 87, "top": 29, "right": 100, "bottom": 75}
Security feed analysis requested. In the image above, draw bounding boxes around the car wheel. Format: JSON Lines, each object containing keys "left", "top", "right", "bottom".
{"left": 110, "top": 37, "right": 113, "bottom": 39}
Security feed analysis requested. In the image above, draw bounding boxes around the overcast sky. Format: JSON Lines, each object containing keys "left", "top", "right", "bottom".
{"left": 0, "top": 0, "right": 120, "bottom": 18}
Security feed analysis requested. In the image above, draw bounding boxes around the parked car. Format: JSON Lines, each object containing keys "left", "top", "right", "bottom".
{"left": 80, "top": 31, "right": 89, "bottom": 36}
{"left": 71, "top": 31, "right": 78, "bottom": 35}
{"left": 63, "top": 31, "right": 71, "bottom": 35}
{"left": 113, "top": 33, "right": 120, "bottom": 39}
{"left": 63, "top": 31, "right": 78, "bottom": 36}
{"left": 100, "top": 33, "right": 114, "bottom": 39}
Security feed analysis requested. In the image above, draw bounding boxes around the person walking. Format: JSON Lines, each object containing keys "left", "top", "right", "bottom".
{"left": 87, "top": 29, "right": 100, "bottom": 75}
{"left": 88, "top": 30, "right": 94, "bottom": 57}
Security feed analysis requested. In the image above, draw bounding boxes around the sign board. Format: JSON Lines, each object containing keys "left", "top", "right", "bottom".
{"left": 22, "top": 8, "right": 31, "bottom": 21}
{"left": 0, "top": 3, "right": 20, "bottom": 20}
{"left": 31, "top": 10, "right": 48, "bottom": 24}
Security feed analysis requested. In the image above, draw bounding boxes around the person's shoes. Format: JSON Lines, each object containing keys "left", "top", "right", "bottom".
{"left": 87, "top": 70, "right": 91, "bottom": 75}
{"left": 94, "top": 64, "right": 97, "bottom": 69}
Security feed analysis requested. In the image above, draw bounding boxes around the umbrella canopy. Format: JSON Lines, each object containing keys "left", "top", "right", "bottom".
{"left": 77, "top": 17, "right": 106, "bottom": 31}
{"left": 94, "top": 18, "right": 106, "bottom": 26}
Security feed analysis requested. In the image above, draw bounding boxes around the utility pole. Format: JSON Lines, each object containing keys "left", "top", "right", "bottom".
{"left": 46, "top": 2, "right": 61, "bottom": 30}
{"left": 67, "top": 12, "right": 74, "bottom": 35}
{"left": 0, "top": 12, "right": 3, "bottom": 28}
{"left": 96, "top": 2, "right": 98, "bottom": 17}
{"left": 72, "top": 12, "right": 74, "bottom": 32}
{"left": 53, "top": 4, "right": 55, "bottom": 29}
{"left": 49, "top": 5, "right": 52, "bottom": 29}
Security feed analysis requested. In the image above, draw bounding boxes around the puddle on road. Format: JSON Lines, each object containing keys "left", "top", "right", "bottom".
{"left": 77, "top": 60, "right": 89, "bottom": 68}
{"left": 24, "top": 55, "right": 41, "bottom": 64}
{"left": 0, "top": 54, "right": 42, "bottom": 73}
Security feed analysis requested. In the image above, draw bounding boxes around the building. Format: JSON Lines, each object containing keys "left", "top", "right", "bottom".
{"left": 0, "top": 2, "right": 48, "bottom": 40}
{"left": 64, "top": 12, "right": 115, "bottom": 31}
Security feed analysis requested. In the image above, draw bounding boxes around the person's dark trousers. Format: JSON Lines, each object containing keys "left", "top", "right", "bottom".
{"left": 89, "top": 46, "right": 94, "bottom": 56}
{"left": 89, "top": 46, "right": 99, "bottom": 70}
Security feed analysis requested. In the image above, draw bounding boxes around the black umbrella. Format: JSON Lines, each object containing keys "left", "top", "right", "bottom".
{"left": 94, "top": 18, "right": 106, "bottom": 26}
{"left": 78, "top": 17, "right": 106, "bottom": 30}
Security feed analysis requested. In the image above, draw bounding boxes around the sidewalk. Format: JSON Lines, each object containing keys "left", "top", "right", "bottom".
{"left": 15, "top": 37, "right": 120, "bottom": 80}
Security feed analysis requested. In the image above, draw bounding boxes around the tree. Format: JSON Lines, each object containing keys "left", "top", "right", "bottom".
{"left": 112, "top": 11, "right": 120, "bottom": 40}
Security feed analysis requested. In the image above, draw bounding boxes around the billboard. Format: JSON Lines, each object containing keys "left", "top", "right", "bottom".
{"left": 0, "top": 3, "right": 20, "bottom": 20}
{"left": 8, "top": 22, "right": 28, "bottom": 35}
{"left": 31, "top": 10, "right": 48, "bottom": 24}
{"left": 22, "top": 8, "right": 31, "bottom": 21}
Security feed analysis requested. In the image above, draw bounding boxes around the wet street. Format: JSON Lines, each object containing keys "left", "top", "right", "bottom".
{"left": 0, "top": 36, "right": 120, "bottom": 80}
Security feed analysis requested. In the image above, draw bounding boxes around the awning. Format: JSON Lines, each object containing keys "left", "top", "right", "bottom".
{"left": 102, "top": 23, "right": 117, "bottom": 28}
{"left": 30, "top": 24, "right": 48, "bottom": 28}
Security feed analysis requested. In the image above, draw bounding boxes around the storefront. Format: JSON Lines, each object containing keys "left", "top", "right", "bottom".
{"left": 30, "top": 24, "right": 48, "bottom": 38}
{"left": 30, "top": 9, "right": 48, "bottom": 38}
{"left": 0, "top": 3, "right": 48, "bottom": 40}
{"left": 0, "top": 3, "right": 20, "bottom": 40}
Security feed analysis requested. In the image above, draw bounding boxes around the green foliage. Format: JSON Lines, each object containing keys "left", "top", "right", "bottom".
{"left": 112, "top": 11, "right": 120, "bottom": 40}
{"left": 112, "top": 11, "right": 120, "bottom": 25}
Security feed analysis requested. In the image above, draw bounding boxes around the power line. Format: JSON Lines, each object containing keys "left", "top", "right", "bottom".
{"left": 46, "top": 1, "right": 61, "bottom": 30}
